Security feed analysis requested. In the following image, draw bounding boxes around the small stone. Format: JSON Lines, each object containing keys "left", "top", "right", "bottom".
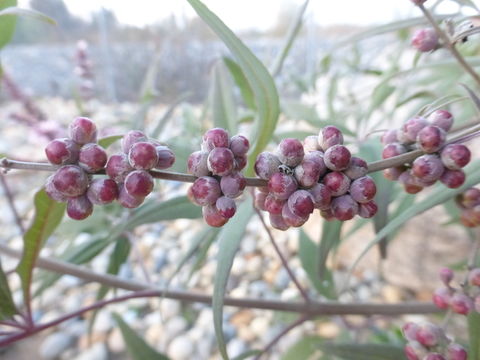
{"left": 108, "top": 328, "right": 125, "bottom": 353}
{"left": 73, "top": 343, "right": 108, "bottom": 360}
{"left": 40, "top": 332, "right": 74, "bottom": 359}
{"left": 227, "top": 339, "right": 247, "bottom": 358}
{"left": 168, "top": 335, "right": 195, "bottom": 360}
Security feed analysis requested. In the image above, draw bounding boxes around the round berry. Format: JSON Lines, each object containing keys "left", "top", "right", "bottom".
{"left": 398, "top": 171, "right": 424, "bottom": 194}
{"left": 415, "top": 323, "right": 443, "bottom": 347}
{"left": 277, "top": 138, "right": 304, "bottom": 167}
{"left": 439, "top": 267, "right": 454, "bottom": 285}
{"left": 45, "top": 175, "right": 67, "bottom": 202}
{"left": 468, "top": 268, "right": 480, "bottom": 286}
{"left": 234, "top": 155, "right": 247, "bottom": 171}
{"left": 220, "top": 172, "right": 246, "bottom": 198}
{"left": 320, "top": 208, "right": 335, "bottom": 221}
{"left": 69, "top": 117, "right": 97, "bottom": 145}
{"left": 322, "top": 171, "right": 351, "bottom": 196}
{"left": 429, "top": 110, "right": 453, "bottom": 132}
{"left": 303, "top": 135, "right": 321, "bottom": 152}
{"left": 331, "top": 195, "right": 358, "bottom": 221}
{"left": 264, "top": 194, "right": 285, "bottom": 215}
{"left": 155, "top": 146, "right": 175, "bottom": 170}
{"left": 202, "top": 128, "right": 229, "bottom": 151}
{"left": 191, "top": 176, "right": 221, "bottom": 206}
{"left": 383, "top": 166, "right": 405, "bottom": 181}
{"left": 255, "top": 152, "right": 282, "bottom": 180}
{"left": 411, "top": 154, "right": 444, "bottom": 182}
{"left": 87, "top": 178, "right": 118, "bottom": 205}
{"left": 424, "top": 354, "right": 446, "bottom": 360}
{"left": 441, "top": 144, "right": 471, "bottom": 170}
{"left": 411, "top": 28, "right": 439, "bottom": 52}
{"left": 52, "top": 165, "right": 89, "bottom": 197}
{"left": 308, "top": 183, "right": 332, "bottom": 210}
{"left": 358, "top": 200, "right": 378, "bottom": 218}
{"left": 281, "top": 202, "right": 308, "bottom": 227}
{"left": 382, "top": 143, "right": 407, "bottom": 159}
{"left": 324, "top": 145, "right": 351, "bottom": 171}
{"left": 229, "top": 135, "right": 249, "bottom": 156}
{"left": 78, "top": 143, "right": 107, "bottom": 173}
{"left": 417, "top": 125, "right": 446, "bottom": 153}
{"left": 343, "top": 157, "right": 368, "bottom": 180}
{"left": 216, "top": 196, "right": 236, "bottom": 218}
{"left": 45, "top": 138, "right": 80, "bottom": 165}
{"left": 432, "top": 288, "right": 451, "bottom": 310}
{"left": 304, "top": 151, "right": 327, "bottom": 175}
{"left": 400, "top": 116, "right": 428, "bottom": 143}
{"left": 294, "top": 158, "right": 322, "bottom": 188}
{"left": 67, "top": 195, "right": 93, "bottom": 220}
{"left": 118, "top": 184, "right": 145, "bottom": 208}
{"left": 288, "top": 190, "right": 314, "bottom": 218}
{"left": 202, "top": 204, "right": 228, "bottom": 227}
{"left": 402, "top": 322, "right": 420, "bottom": 341}
{"left": 128, "top": 141, "right": 158, "bottom": 170}
{"left": 349, "top": 176, "right": 376, "bottom": 203}
{"left": 106, "top": 154, "right": 133, "bottom": 183}
{"left": 269, "top": 213, "right": 289, "bottom": 231}
{"left": 268, "top": 172, "right": 298, "bottom": 200}
{"left": 457, "top": 187, "right": 480, "bottom": 208}
{"left": 121, "top": 130, "right": 147, "bottom": 154}
{"left": 124, "top": 170, "right": 154, "bottom": 198}
{"left": 404, "top": 342, "right": 425, "bottom": 360}
{"left": 447, "top": 343, "right": 467, "bottom": 360}
{"left": 187, "top": 151, "right": 210, "bottom": 177}
{"left": 461, "top": 207, "right": 480, "bottom": 227}
{"left": 318, "top": 126, "right": 343, "bottom": 150}
{"left": 450, "top": 293, "right": 473, "bottom": 315}
{"left": 380, "top": 129, "right": 398, "bottom": 145}
{"left": 439, "top": 169, "right": 465, "bottom": 188}
{"left": 207, "top": 147, "right": 235, "bottom": 176}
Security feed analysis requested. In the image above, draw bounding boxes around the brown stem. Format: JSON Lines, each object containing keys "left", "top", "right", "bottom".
{"left": 0, "top": 242, "right": 440, "bottom": 316}
{"left": 255, "top": 208, "right": 311, "bottom": 303}
{"left": 254, "top": 314, "right": 311, "bottom": 360}
{"left": 418, "top": 4, "right": 480, "bottom": 87}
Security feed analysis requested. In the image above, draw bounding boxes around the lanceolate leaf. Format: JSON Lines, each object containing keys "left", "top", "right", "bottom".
{"left": 0, "top": 0, "right": 17, "bottom": 50}
{"left": 460, "top": 83, "right": 480, "bottom": 114}
{"left": 213, "top": 199, "right": 254, "bottom": 359}
{"left": 16, "top": 189, "right": 65, "bottom": 307}
{"left": 348, "top": 163, "right": 480, "bottom": 284}
{"left": 187, "top": 0, "right": 280, "bottom": 177}
{"left": 210, "top": 60, "right": 237, "bottom": 134}
{"left": 98, "top": 135, "right": 122, "bottom": 149}
{"left": 468, "top": 312, "right": 480, "bottom": 360}
{"left": 0, "top": 258, "right": 17, "bottom": 320}
{"left": 322, "top": 343, "right": 405, "bottom": 360}
{"left": 223, "top": 57, "right": 256, "bottom": 110}
{"left": 0, "top": 6, "right": 56, "bottom": 25}
{"left": 282, "top": 336, "right": 324, "bottom": 360}
{"left": 318, "top": 220, "right": 342, "bottom": 281}
{"left": 113, "top": 313, "right": 170, "bottom": 360}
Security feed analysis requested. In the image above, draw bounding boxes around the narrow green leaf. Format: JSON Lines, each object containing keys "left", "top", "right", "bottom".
{"left": 231, "top": 350, "right": 262, "bottom": 360}
{"left": 151, "top": 92, "right": 190, "bottom": 139}
{"left": 16, "top": 189, "right": 65, "bottom": 307}
{"left": 0, "top": 258, "right": 17, "bottom": 320}
{"left": 187, "top": 228, "right": 217, "bottom": 281}
{"left": 270, "top": 0, "right": 309, "bottom": 77}
{"left": 318, "top": 220, "right": 342, "bottom": 280}
{"left": 468, "top": 312, "right": 480, "bottom": 360}
{"left": 299, "top": 230, "right": 335, "bottom": 299}
{"left": 223, "top": 57, "right": 256, "bottom": 110}
{"left": 0, "top": 0, "right": 17, "bottom": 50}
{"left": 98, "top": 135, "right": 122, "bottom": 149}
{"left": 113, "top": 313, "right": 170, "bottom": 360}
{"left": 210, "top": 60, "right": 237, "bottom": 134}
{"left": 460, "top": 83, "right": 480, "bottom": 114}
{"left": 282, "top": 336, "right": 323, "bottom": 360}
{"left": 35, "top": 238, "right": 111, "bottom": 296}
{"left": 322, "top": 343, "right": 405, "bottom": 360}
{"left": 213, "top": 199, "right": 254, "bottom": 359}
{"left": 347, "top": 163, "right": 480, "bottom": 285}
{"left": 187, "top": 0, "right": 280, "bottom": 177}
{"left": 0, "top": 6, "right": 56, "bottom": 25}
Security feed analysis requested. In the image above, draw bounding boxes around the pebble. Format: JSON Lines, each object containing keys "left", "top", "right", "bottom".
{"left": 165, "top": 317, "right": 188, "bottom": 339}
{"left": 160, "top": 299, "right": 181, "bottom": 320}
{"left": 40, "top": 332, "right": 74, "bottom": 360}
{"left": 92, "top": 311, "right": 113, "bottom": 333}
{"left": 73, "top": 343, "right": 108, "bottom": 360}
{"left": 108, "top": 328, "right": 125, "bottom": 353}
{"left": 227, "top": 338, "right": 247, "bottom": 358}
{"left": 168, "top": 335, "right": 195, "bottom": 360}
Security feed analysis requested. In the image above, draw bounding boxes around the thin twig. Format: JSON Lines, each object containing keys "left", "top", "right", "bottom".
{"left": 0, "top": 242, "right": 440, "bottom": 316}
{"left": 0, "top": 174, "right": 25, "bottom": 233}
{"left": 254, "top": 314, "right": 311, "bottom": 360}
{"left": 255, "top": 209, "right": 311, "bottom": 303}
{"left": 418, "top": 4, "right": 480, "bottom": 87}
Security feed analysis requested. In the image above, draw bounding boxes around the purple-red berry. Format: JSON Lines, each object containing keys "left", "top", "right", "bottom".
{"left": 417, "top": 125, "right": 446, "bottom": 153}
{"left": 382, "top": 143, "right": 407, "bottom": 159}
{"left": 447, "top": 343, "right": 468, "bottom": 360}
{"left": 118, "top": 184, "right": 145, "bottom": 208}
{"left": 124, "top": 170, "right": 154, "bottom": 198}
{"left": 468, "top": 268, "right": 480, "bottom": 286}
{"left": 450, "top": 293, "right": 473, "bottom": 315}
{"left": 52, "top": 165, "right": 89, "bottom": 197}
{"left": 308, "top": 183, "right": 332, "bottom": 210}
{"left": 191, "top": 176, "right": 221, "bottom": 206}
{"left": 331, "top": 195, "right": 358, "bottom": 221}
{"left": 45, "top": 175, "right": 67, "bottom": 202}
{"left": 121, "top": 130, "right": 147, "bottom": 153}
{"left": 318, "top": 126, "right": 343, "bottom": 150}
{"left": 78, "top": 143, "right": 107, "bottom": 173}
{"left": 380, "top": 130, "right": 398, "bottom": 145}
{"left": 216, "top": 196, "right": 236, "bottom": 218}
{"left": 255, "top": 152, "right": 282, "bottom": 180}
{"left": 69, "top": 117, "right": 97, "bottom": 145}
{"left": 220, "top": 172, "right": 246, "bottom": 198}
{"left": 411, "top": 28, "right": 439, "bottom": 52}
{"left": 187, "top": 151, "right": 210, "bottom": 177}
{"left": 281, "top": 202, "right": 308, "bottom": 227}
{"left": 288, "top": 190, "right": 314, "bottom": 218}
{"left": 229, "top": 135, "right": 249, "bottom": 156}
{"left": 441, "top": 144, "right": 471, "bottom": 170}
{"left": 269, "top": 213, "right": 289, "bottom": 231}
{"left": 45, "top": 138, "right": 80, "bottom": 165}
{"left": 343, "top": 157, "right": 368, "bottom": 180}
{"left": 67, "top": 195, "right": 93, "bottom": 220}
{"left": 202, "top": 128, "right": 229, "bottom": 151}
{"left": 322, "top": 171, "right": 351, "bottom": 196}
{"left": 294, "top": 158, "right": 322, "bottom": 188}
{"left": 87, "top": 178, "right": 118, "bottom": 205}
{"left": 106, "top": 154, "right": 133, "bottom": 183}
{"left": 411, "top": 154, "right": 444, "bottom": 182}
{"left": 349, "top": 176, "right": 376, "bottom": 203}
{"left": 358, "top": 200, "right": 378, "bottom": 218}
{"left": 400, "top": 116, "right": 428, "bottom": 143}
{"left": 440, "top": 169, "right": 465, "bottom": 188}
{"left": 429, "top": 110, "right": 453, "bottom": 132}
{"left": 276, "top": 138, "right": 304, "bottom": 167}
{"left": 264, "top": 194, "right": 285, "bottom": 215}
{"left": 324, "top": 144, "right": 351, "bottom": 171}
{"left": 439, "top": 267, "right": 454, "bottom": 285}
{"left": 155, "top": 145, "right": 175, "bottom": 169}
{"left": 432, "top": 288, "right": 451, "bottom": 310}
{"left": 207, "top": 147, "right": 235, "bottom": 176}
{"left": 303, "top": 135, "right": 321, "bottom": 152}
{"left": 128, "top": 141, "right": 158, "bottom": 170}
{"left": 202, "top": 204, "right": 228, "bottom": 227}
{"left": 268, "top": 172, "right": 298, "bottom": 200}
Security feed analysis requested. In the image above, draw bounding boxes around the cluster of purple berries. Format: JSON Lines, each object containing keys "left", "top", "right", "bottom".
{"left": 381, "top": 110, "right": 471, "bottom": 193}
{"left": 44, "top": 118, "right": 175, "bottom": 220}
{"left": 253, "top": 126, "right": 378, "bottom": 231}
{"left": 403, "top": 321, "right": 467, "bottom": 360}
{"left": 187, "top": 128, "right": 249, "bottom": 227}
{"left": 432, "top": 267, "right": 480, "bottom": 315}
{"left": 106, "top": 130, "right": 175, "bottom": 209}
{"left": 45, "top": 117, "right": 110, "bottom": 220}
{"left": 456, "top": 188, "right": 480, "bottom": 227}
{"left": 411, "top": 28, "right": 439, "bottom": 53}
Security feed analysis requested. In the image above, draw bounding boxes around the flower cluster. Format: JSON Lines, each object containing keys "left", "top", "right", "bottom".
{"left": 381, "top": 110, "right": 471, "bottom": 193}
{"left": 254, "top": 126, "right": 378, "bottom": 231}
{"left": 403, "top": 321, "right": 467, "bottom": 360}
{"left": 187, "top": 128, "right": 249, "bottom": 227}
